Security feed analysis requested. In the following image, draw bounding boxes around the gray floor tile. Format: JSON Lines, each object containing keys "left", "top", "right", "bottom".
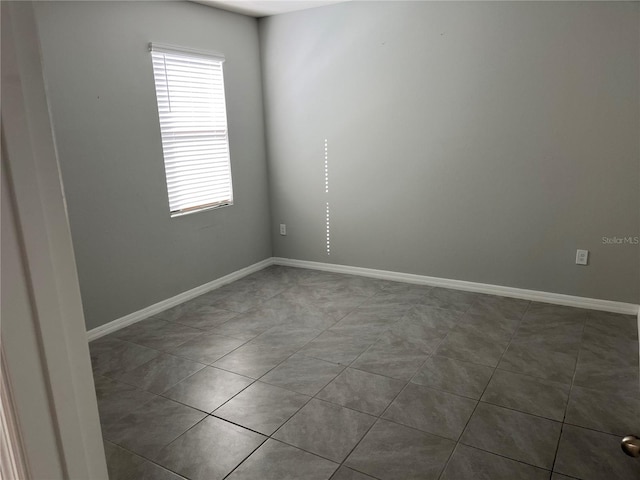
{"left": 278, "top": 285, "right": 369, "bottom": 321}
{"left": 211, "top": 291, "right": 270, "bottom": 313}
{"left": 115, "top": 353, "right": 206, "bottom": 394}
{"left": 298, "top": 331, "right": 374, "bottom": 365}
{"left": 317, "top": 368, "right": 404, "bottom": 415}
{"left": 524, "top": 302, "right": 589, "bottom": 323}
{"left": 456, "top": 312, "right": 520, "bottom": 342}
{"left": 468, "top": 295, "right": 530, "bottom": 320}
{"left": 481, "top": 369, "right": 570, "bottom": 421}
{"left": 90, "top": 337, "right": 161, "bottom": 378}
{"left": 330, "top": 275, "right": 385, "bottom": 297}
{"left": 104, "top": 441, "right": 186, "bottom": 480}
{"left": 103, "top": 396, "right": 206, "bottom": 458}
{"left": 190, "top": 288, "right": 233, "bottom": 307}
{"left": 385, "top": 305, "right": 460, "bottom": 353}
{"left": 401, "top": 304, "right": 462, "bottom": 333}
{"left": 564, "top": 385, "right": 640, "bottom": 436}
{"left": 351, "top": 334, "right": 428, "bottom": 381}
{"left": 411, "top": 355, "right": 494, "bottom": 399}
{"left": 94, "top": 376, "right": 157, "bottom": 427}
{"left": 119, "top": 320, "right": 205, "bottom": 351}
{"left": 168, "top": 333, "right": 246, "bottom": 364}
{"left": 260, "top": 295, "right": 342, "bottom": 329}
{"left": 421, "top": 287, "right": 480, "bottom": 312}
{"left": 498, "top": 340, "right": 577, "bottom": 384}
{"left": 460, "top": 402, "right": 562, "bottom": 469}
{"left": 152, "top": 303, "right": 200, "bottom": 322}
{"left": 209, "top": 307, "right": 286, "bottom": 340}
{"left": 249, "top": 324, "right": 323, "bottom": 350}
{"left": 155, "top": 416, "right": 266, "bottom": 480}
{"left": 554, "top": 424, "right": 640, "bottom": 480}
{"left": 274, "top": 398, "right": 375, "bottom": 463}
{"left": 345, "top": 419, "right": 455, "bottom": 480}
{"left": 551, "top": 474, "right": 575, "bottom": 480}
{"left": 367, "top": 290, "right": 427, "bottom": 306}
{"left": 212, "top": 343, "right": 297, "bottom": 378}
{"left": 584, "top": 310, "right": 638, "bottom": 340}
{"left": 170, "top": 306, "right": 238, "bottom": 330}
{"left": 573, "top": 343, "right": 640, "bottom": 396}
{"left": 581, "top": 327, "right": 640, "bottom": 357}
{"left": 440, "top": 443, "right": 550, "bottom": 480}
{"left": 227, "top": 439, "right": 339, "bottom": 480}
{"left": 330, "top": 466, "right": 377, "bottom": 480}
{"left": 436, "top": 326, "right": 510, "bottom": 367}
{"left": 162, "top": 366, "right": 253, "bottom": 412}
{"left": 214, "top": 381, "right": 309, "bottom": 435}
{"left": 383, "top": 383, "right": 477, "bottom": 440}
{"left": 95, "top": 268, "right": 639, "bottom": 480}
{"left": 514, "top": 318, "right": 583, "bottom": 353}
{"left": 261, "top": 354, "right": 344, "bottom": 395}
{"left": 329, "top": 304, "right": 413, "bottom": 342}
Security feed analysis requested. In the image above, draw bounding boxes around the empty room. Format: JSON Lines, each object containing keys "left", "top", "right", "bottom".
{"left": 2, "top": 1, "right": 639, "bottom": 479}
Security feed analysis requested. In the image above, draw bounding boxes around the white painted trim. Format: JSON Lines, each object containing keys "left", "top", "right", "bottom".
{"left": 0, "top": 349, "right": 30, "bottom": 480}
{"left": 89, "top": 255, "right": 638, "bottom": 343}
{"left": 87, "top": 258, "right": 274, "bottom": 341}
{"left": 273, "top": 257, "right": 640, "bottom": 316}
{"left": 2, "top": 3, "right": 108, "bottom": 478}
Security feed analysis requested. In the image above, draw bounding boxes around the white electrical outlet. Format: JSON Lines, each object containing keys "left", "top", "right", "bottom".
{"left": 279, "top": 224, "right": 287, "bottom": 236}
{"left": 575, "top": 249, "right": 589, "bottom": 265}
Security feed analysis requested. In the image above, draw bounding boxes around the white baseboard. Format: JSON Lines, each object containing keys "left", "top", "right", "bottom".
{"left": 273, "top": 257, "right": 640, "bottom": 316}
{"left": 87, "top": 256, "right": 639, "bottom": 342}
{"left": 86, "top": 258, "right": 275, "bottom": 341}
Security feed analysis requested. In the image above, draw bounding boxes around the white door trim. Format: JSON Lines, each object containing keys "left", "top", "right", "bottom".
{"left": 1, "top": 2, "right": 108, "bottom": 478}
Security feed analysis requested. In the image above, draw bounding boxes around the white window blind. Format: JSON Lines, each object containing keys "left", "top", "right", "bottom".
{"left": 150, "top": 43, "right": 233, "bottom": 216}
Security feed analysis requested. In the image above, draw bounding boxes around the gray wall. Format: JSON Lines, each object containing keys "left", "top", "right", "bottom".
{"left": 260, "top": 1, "right": 640, "bottom": 303}
{"left": 34, "top": 1, "right": 272, "bottom": 330}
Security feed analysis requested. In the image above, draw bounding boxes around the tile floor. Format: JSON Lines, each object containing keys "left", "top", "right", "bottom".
{"left": 90, "top": 266, "right": 640, "bottom": 480}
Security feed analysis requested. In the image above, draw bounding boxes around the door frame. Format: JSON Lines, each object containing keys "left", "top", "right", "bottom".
{"left": 1, "top": 2, "right": 108, "bottom": 478}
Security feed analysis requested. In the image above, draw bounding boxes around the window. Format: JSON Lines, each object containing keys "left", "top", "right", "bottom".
{"left": 150, "top": 43, "right": 233, "bottom": 216}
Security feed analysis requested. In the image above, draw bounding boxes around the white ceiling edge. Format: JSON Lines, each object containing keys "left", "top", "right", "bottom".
{"left": 192, "top": 0, "right": 349, "bottom": 18}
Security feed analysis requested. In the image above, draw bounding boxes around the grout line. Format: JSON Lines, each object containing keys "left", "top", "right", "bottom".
{"left": 100, "top": 268, "right": 624, "bottom": 480}
{"left": 436, "top": 300, "right": 532, "bottom": 480}
{"left": 550, "top": 318, "right": 588, "bottom": 474}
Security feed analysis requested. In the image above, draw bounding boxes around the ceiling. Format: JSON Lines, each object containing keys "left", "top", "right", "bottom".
{"left": 193, "top": 0, "right": 349, "bottom": 17}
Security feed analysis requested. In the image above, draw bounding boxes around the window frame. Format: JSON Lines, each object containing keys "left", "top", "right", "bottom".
{"left": 149, "top": 43, "right": 234, "bottom": 218}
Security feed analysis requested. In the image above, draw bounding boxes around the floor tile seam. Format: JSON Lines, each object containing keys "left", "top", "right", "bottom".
{"left": 328, "top": 409, "right": 382, "bottom": 474}
{"left": 405, "top": 375, "right": 486, "bottom": 402}
{"left": 255, "top": 374, "right": 333, "bottom": 406}
{"left": 176, "top": 336, "right": 255, "bottom": 367}
{"left": 550, "top": 312, "right": 587, "bottom": 474}
{"left": 453, "top": 440, "right": 556, "bottom": 474}
{"left": 263, "top": 433, "right": 353, "bottom": 466}
{"left": 96, "top": 392, "right": 161, "bottom": 427}
{"left": 560, "top": 419, "right": 638, "bottom": 439}
{"left": 210, "top": 390, "right": 314, "bottom": 437}
{"left": 449, "top": 302, "right": 530, "bottom": 475}
{"left": 116, "top": 333, "right": 210, "bottom": 355}
{"left": 333, "top": 464, "right": 384, "bottom": 480}
{"left": 492, "top": 364, "right": 573, "bottom": 386}
{"left": 219, "top": 434, "right": 270, "bottom": 480}
{"left": 406, "top": 328, "right": 457, "bottom": 383}
{"left": 105, "top": 413, "right": 211, "bottom": 476}
{"left": 157, "top": 374, "right": 258, "bottom": 415}
{"left": 210, "top": 323, "right": 330, "bottom": 384}
{"left": 310, "top": 370, "right": 410, "bottom": 418}
{"left": 474, "top": 399, "right": 564, "bottom": 424}
{"left": 98, "top": 358, "right": 208, "bottom": 395}
{"left": 105, "top": 440, "right": 192, "bottom": 480}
